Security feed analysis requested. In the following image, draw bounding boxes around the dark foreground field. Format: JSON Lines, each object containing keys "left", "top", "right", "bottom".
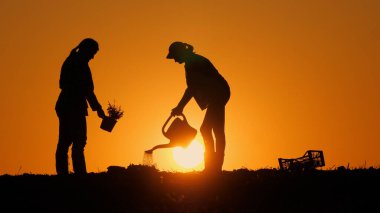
{"left": 1, "top": 165, "right": 379, "bottom": 213}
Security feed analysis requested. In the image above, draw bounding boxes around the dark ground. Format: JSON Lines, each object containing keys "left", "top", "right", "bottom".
{"left": 1, "top": 165, "right": 379, "bottom": 213}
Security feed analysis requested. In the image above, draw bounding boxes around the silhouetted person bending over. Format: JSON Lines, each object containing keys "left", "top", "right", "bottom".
{"left": 55, "top": 38, "right": 106, "bottom": 175}
{"left": 167, "top": 42, "right": 230, "bottom": 173}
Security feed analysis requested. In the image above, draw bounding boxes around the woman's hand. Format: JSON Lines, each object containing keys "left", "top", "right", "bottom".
{"left": 97, "top": 108, "right": 106, "bottom": 119}
{"left": 171, "top": 106, "right": 183, "bottom": 116}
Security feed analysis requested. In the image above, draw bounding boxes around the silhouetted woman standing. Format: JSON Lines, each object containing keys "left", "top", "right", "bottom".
{"left": 55, "top": 38, "right": 105, "bottom": 175}
{"left": 167, "top": 42, "right": 230, "bottom": 173}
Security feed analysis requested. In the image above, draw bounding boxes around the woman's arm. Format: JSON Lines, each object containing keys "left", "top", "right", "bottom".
{"left": 85, "top": 67, "right": 105, "bottom": 118}
{"left": 172, "top": 88, "right": 192, "bottom": 116}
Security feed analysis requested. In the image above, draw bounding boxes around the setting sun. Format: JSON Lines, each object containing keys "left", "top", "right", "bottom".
{"left": 172, "top": 140, "right": 205, "bottom": 169}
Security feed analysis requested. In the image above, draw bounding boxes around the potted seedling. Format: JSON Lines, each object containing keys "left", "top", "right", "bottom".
{"left": 100, "top": 101, "right": 124, "bottom": 132}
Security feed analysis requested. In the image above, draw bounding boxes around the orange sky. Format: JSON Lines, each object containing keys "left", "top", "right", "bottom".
{"left": 0, "top": 0, "right": 379, "bottom": 175}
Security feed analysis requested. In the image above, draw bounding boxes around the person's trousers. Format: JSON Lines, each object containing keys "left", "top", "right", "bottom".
{"left": 201, "top": 91, "right": 230, "bottom": 173}
{"left": 56, "top": 113, "right": 87, "bottom": 175}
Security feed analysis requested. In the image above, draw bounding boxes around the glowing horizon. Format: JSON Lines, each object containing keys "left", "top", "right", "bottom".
{"left": 0, "top": 0, "right": 380, "bottom": 174}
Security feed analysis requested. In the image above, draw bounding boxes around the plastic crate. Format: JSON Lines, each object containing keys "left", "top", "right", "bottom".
{"left": 278, "top": 150, "right": 325, "bottom": 171}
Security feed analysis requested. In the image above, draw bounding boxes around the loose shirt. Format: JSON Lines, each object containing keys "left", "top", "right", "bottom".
{"left": 55, "top": 53, "right": 101, "bottom": 116}
{"left": 185, "top": 54, "right": 230, "bottom": 110}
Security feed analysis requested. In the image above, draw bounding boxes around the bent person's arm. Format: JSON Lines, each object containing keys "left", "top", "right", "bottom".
{"left": 176, "top": 88, "right": 192, "bottom": 110}
{"left": 172, "top": 88, "right": 192, "bottom": 116}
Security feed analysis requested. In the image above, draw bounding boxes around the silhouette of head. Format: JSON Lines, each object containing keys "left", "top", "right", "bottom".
{"left": 166, "top": 41, "right": 194, "bottom": 64}
{"left": 76, "top": 38, "right": 99, "bottom": 62}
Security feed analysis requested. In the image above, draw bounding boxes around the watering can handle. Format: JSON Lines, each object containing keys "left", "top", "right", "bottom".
{"left": 162, "top": 113, "right": 188, "bottom": 137}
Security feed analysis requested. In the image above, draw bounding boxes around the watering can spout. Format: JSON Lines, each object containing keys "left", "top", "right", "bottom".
{"left": 162, "top": 114, "right": 197, "bottom": 147}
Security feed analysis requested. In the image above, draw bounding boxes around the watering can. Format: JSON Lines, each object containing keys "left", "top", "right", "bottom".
{"left": 162, "top": 114, "right": 197, "bottom": 148}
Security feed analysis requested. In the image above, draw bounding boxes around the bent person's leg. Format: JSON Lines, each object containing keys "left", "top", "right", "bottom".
{"left": 211, "top": 104, "right": 226, "bottom": 172}
{"left": 206, "top": 102, "right": 226, "bottom": 171}
{"left": 201, "top": 109, "right": 216, "bottom": 172}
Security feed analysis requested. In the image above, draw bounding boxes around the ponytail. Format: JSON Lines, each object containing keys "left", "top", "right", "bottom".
{"left": 182, "top": 42, "right": 194, "bottom": 54}
{"left": 69, "top": 45, "right": 80, "bottom": 57}
{"left": 69, "top": 38, "right": 98, "bottom": 57}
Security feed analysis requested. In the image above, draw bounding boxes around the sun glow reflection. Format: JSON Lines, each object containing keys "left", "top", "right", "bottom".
{"left": 172, "top": 140, "right": 204, "bottom": 169}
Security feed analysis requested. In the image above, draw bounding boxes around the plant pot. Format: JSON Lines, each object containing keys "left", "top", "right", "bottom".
{"left": 100, "top": 117, "right": 117, "bottom": 132}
